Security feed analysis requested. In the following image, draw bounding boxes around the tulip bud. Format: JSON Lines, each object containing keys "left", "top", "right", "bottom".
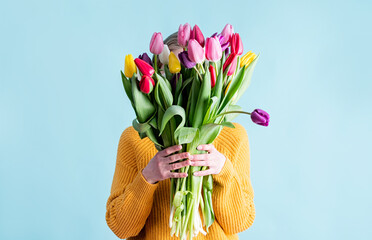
{"left": 188, "top": 39, "right": 205, "bottom": 64}
{"left": 169, "top": 52, "right": 181, "bottom": 73}
{"left": 134, "top": 58, "right": 155, "bottom": 77}
{"left": 124, "top": 54, "right": 137, "bottom": 78}
{"left": 178, "top": 51, "right": 196, "bottom": 69}
{"left": 221, "top": 24, "right": 234, "bottom": 44}
{"left": 209, "top": 64, "right": 216, "bottom": 88}
{"left": 159, "top": 44, "right": 170, "bottom": 65}
{"left": 251, "top": 109, "right": 270, "bottom": 126}
{"left": 190, "top": 24, "right": 205, "bottom": 48}
{"left": 205, "top": 37, "right": 223, "bottom": 62}
{"left": 240, "top": 51, "right": 256, "bottom": 68}
{"left": 139, "top": 75, "right": 155, "bottom": 94}
{"left": 178, "top": 23, "right": 191, "bottom": 47}
{"left": 149, "top": 32, "right": 164, "bottom": 55}
{"left": 223, "top": 53, "right": 238, "bottom": 76}
{"left": 138, "top": 52, "right": 152, "bottom": 66}
{"left": 231, "top": 33, "right": 243, "bottom": 56}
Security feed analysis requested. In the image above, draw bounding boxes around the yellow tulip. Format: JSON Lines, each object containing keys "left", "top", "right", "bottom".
{"left": 225, "top": 80, "right": 232, "bottom": 96}
{"left": 168, "top": 52, "right": 181, "bottom": 73}
{"left": 240, "top": 51, "right": 256, "bottom": 68}
{"left": 124, "top": 54, "right": 137, "bottom": 78}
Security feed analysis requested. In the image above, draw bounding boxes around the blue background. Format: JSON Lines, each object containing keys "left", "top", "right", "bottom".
{"left": 1, "top": 0, "right": 371, "bottom": 239}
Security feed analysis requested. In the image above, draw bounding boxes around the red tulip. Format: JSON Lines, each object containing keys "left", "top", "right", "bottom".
{"left": 190, "top": 24, "right": 205, "bottom": 48}
{"left": 139, "top": 75, "right": 155, "bottom": 94}
{"left": 209, "top": 64, "right": 216, "bottom": 88}
{"left": 223, "top": 53, "right": 238, "bottom": 76}
{"left": 230, "top": 33, "right": 243, "bottom": 56}
{"left": 134, "top": 58, "right": 155, "bottom": 77}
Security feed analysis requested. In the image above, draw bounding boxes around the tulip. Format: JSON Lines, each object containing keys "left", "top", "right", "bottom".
{"left": 205, "top": 37, "right": 222, "bottom": 62}
{"left": 169, "top": 52, "right": 181, "bottom": 73}
{"left": 150, "top": 32, "right": 164, "bottom": 55}
{"left": 240, "top": 51, "right": 257, "bottom": 68}
{"left": 159, "top": 44, "right": 170, "bottom": 65}
{"left": 134, "top": 58, "right": 155, "bottom": 77}
{"left": 190, "top": 24, "right": 205, "bottom": 47}
{"left": 138, "top": 52, "right": 152, "bottom": 66}
{"left": 221, "top": 24, "right": 234, "bottom": 44}
{"left": 223, "top": 53, "right": 238, "bottom": 76}
{"left": 209, "top": 64, "right": 216, "bottom": 88}
{"left": 250, "top": 109, "right": 270, "bottom": 126}
{"left": 178, "top": 23, "right": 191, "bottom": 47}
{"left": 124, "top": 54, "right": 137, "bottom": 78}
{"left": 188, "top": 39, "right": 205, "bottom": 64}
{"left": 139, "top": 75, "right": 155, "bottom": 94}
{"left": 178, "top": 51, "right": 196, "bottom": 69}
{"left": 211, "top": 32, "right": 229, "bottom": 51}
{"left": 231, "top": 33, "right": 243, "bottom": 56}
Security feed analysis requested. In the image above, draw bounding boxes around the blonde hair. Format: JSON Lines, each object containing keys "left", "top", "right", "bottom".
{"left": 152, "top": 31, "right": 181, "bottom": 68}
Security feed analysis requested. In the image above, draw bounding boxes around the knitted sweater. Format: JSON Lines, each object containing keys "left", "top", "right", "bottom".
{"left": 105, "top": 122, "right": 255, "bottom": 240}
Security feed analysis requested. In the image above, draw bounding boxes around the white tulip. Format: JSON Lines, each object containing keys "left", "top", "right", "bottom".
{"left": 159, "top": 44, "right": 170, "bottom": 65}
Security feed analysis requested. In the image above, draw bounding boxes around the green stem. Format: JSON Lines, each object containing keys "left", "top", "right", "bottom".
{"left": 211, "top": 110, "right": 252, "bottom": 122}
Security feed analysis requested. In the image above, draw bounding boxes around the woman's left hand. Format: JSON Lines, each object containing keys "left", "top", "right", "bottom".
{"left": 190, "top": 144, "right": 226, "bottom": 177}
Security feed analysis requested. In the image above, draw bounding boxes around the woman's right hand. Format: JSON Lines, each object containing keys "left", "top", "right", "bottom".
{"left": 142, "top": 145, "right": 192, "bottom": 184}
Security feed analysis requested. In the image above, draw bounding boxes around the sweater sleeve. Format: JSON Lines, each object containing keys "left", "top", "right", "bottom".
{"left": 212, "top": 123, "right": 255, "bottom": 234}
{"left": 105, "top": 127, "right": 159, "bottom": 239}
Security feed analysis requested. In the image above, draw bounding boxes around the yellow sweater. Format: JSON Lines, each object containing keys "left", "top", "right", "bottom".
{"left": 105, "top": 122, "right": 255, "bottom": 239}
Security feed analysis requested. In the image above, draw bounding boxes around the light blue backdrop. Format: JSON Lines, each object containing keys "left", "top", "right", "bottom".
{"left": 1, "top": 0, "right": 371, "bottom": 239}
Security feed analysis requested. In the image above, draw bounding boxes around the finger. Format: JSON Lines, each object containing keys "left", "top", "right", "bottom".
{"left": 169, "top": 172, "right": 188, "bottom": 178}
{"left": 167, "top": 159, "right": 192, "bottom": 171}
{"left": 190, "top": 160, "right": 212, "bottom": 167}
{"left": 193, "top": 168, "right": 214, "bottom": 177}
{"left": 166, "top": 152, "right": 192, "bottom": 163}
{"left": 197, "top": 144, "right": 215, "bottom": 153}
{"left": 159, "top": 145, "right": 182, "bottom": 157}
{"left": 191, "top": 153, "right": 210, "bottom": 161}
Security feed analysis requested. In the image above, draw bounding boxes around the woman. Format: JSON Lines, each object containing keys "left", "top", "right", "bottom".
{"left": 105, "top": 33, "right": 255, "bottom": 240}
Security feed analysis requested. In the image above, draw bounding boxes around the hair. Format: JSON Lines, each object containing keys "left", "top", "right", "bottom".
{"left": 152, "top": 31, "right": 181, "bottom": 69}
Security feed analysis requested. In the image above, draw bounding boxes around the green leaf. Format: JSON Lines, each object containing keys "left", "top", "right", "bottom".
{"left": 154, "top": 72, "right": 173, "bottom": 110}
{"left": 164, "top": 64, "right": 173, "bottom": 81}
{"left": 203, "top": 96, "right": 218, "bottom": 124}
{"left": 224, "top": 105, "right": 243, "bottom": 122}
{"left": 220, "top": 121, "right": 235, "bottom": 128}
{"left": 174, "top": 127, "right": 198, "bottom": 145}
{"left": 159, "top": 105, "right": 186, "bottom": 136}
{"left": 192, "top": 70, "right": 211, "bottom": 128}
{"left": 187, "top": 73, "right": 200, "bottom": 126}
{"left": 198, "top": 123, "right": 224, "bottom": 144}
{"left": 130, "top": 77, "right": 156, "bottom": 123}
{"left": 120, "top": 71, "right": 133, "bottom": 103}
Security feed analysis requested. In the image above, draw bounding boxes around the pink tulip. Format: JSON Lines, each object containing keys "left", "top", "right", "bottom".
{"left": 149, "top": 32, "right": 164, "bottom": 55}
{"left": 221, "top": 24, "right": 234, "bottom": 44}
{"left": 205, "top": 36, "right": 222, "bottom": 62}
{"left": 231, "top": 33, "right": 243, "bottom": 56}
{"left": 134, "top": 58, "right": 155, "bottom": 77}
{"left": 209, "top": 64, "right": 216, "bottom": 88}
{"left": 190, "top": 24, "right": 205, "bottom": 47}
{"left": 139, "top": 75, "right": 155, "bottom": 94}
{"left": 178, "top": 23, "right": 191, "bottom": 47}
{"left": 188, "top": 39, "right": 205, "bottom": 64}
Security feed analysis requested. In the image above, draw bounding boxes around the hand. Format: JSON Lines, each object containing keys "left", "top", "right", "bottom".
{"left": 142, "top": 145, "right": 192, "bottom": 184}
{"left": 190, "top": 144, "right": 226, "bottom": 177}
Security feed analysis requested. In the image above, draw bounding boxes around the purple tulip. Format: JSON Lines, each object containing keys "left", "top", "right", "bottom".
{"left": 138, "top": 53, "right": 152, "bottom": 66}
{"left": 211, "top": 32, "right": 229, "bottom": 51}
{"left": 221, "top": 23, "right": 234, "bottom": 44}
{"left": 251, "top": 109, "right": 270, "bottom": 126}
{"left": 178, "top": 51, "right": 196, "bottom": 69}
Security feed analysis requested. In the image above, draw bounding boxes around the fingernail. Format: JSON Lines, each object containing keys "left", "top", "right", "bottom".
{"left": 197, "top": 145, "right": 202, "bottom": 150}
{"left": 188, "top": 155, "right": 193, "bottom": 160}
{"left": 193, "top": 172, "right": 198, "bottom": 176}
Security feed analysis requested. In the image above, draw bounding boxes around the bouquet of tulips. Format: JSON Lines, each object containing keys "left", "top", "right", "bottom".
{"left": 120, "top": 23, "right": 269, "bottom": 240}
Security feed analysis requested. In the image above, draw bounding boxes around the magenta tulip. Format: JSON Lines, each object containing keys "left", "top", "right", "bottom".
{"left": 149, "top": 32, "right": 164, "bottom": 55}
{"left": 139, "top": 75, "right": 155, "bottom": 94}
{"left": 205, "top": 36, "right": 222, "bottom": 62}
{"left": 134, "top": 58, "right": 155, "bottom": 77}
{"left": 231, "top": 33, "right": 243, "bottom": 56}
{"left": 251, "top": 109, "right": 270, "bottom": 126}
{"left": 188, "top": 39, "right": 205, "bottom": 64}
{"left": 190, "top": 24, "right": 205, "bottom": 47}
{"left": 178, "top": 23, "right": 191, "bottom": 47}
{"left": 221, "top": 23, "right": 234, "bottom": 44}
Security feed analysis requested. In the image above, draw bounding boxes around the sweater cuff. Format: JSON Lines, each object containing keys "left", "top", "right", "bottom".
{"left": 213, "top": 157, "right": 235, "bottom": 187}
{"left": 127, "top": 167, "right": 159, "bottom": 202}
